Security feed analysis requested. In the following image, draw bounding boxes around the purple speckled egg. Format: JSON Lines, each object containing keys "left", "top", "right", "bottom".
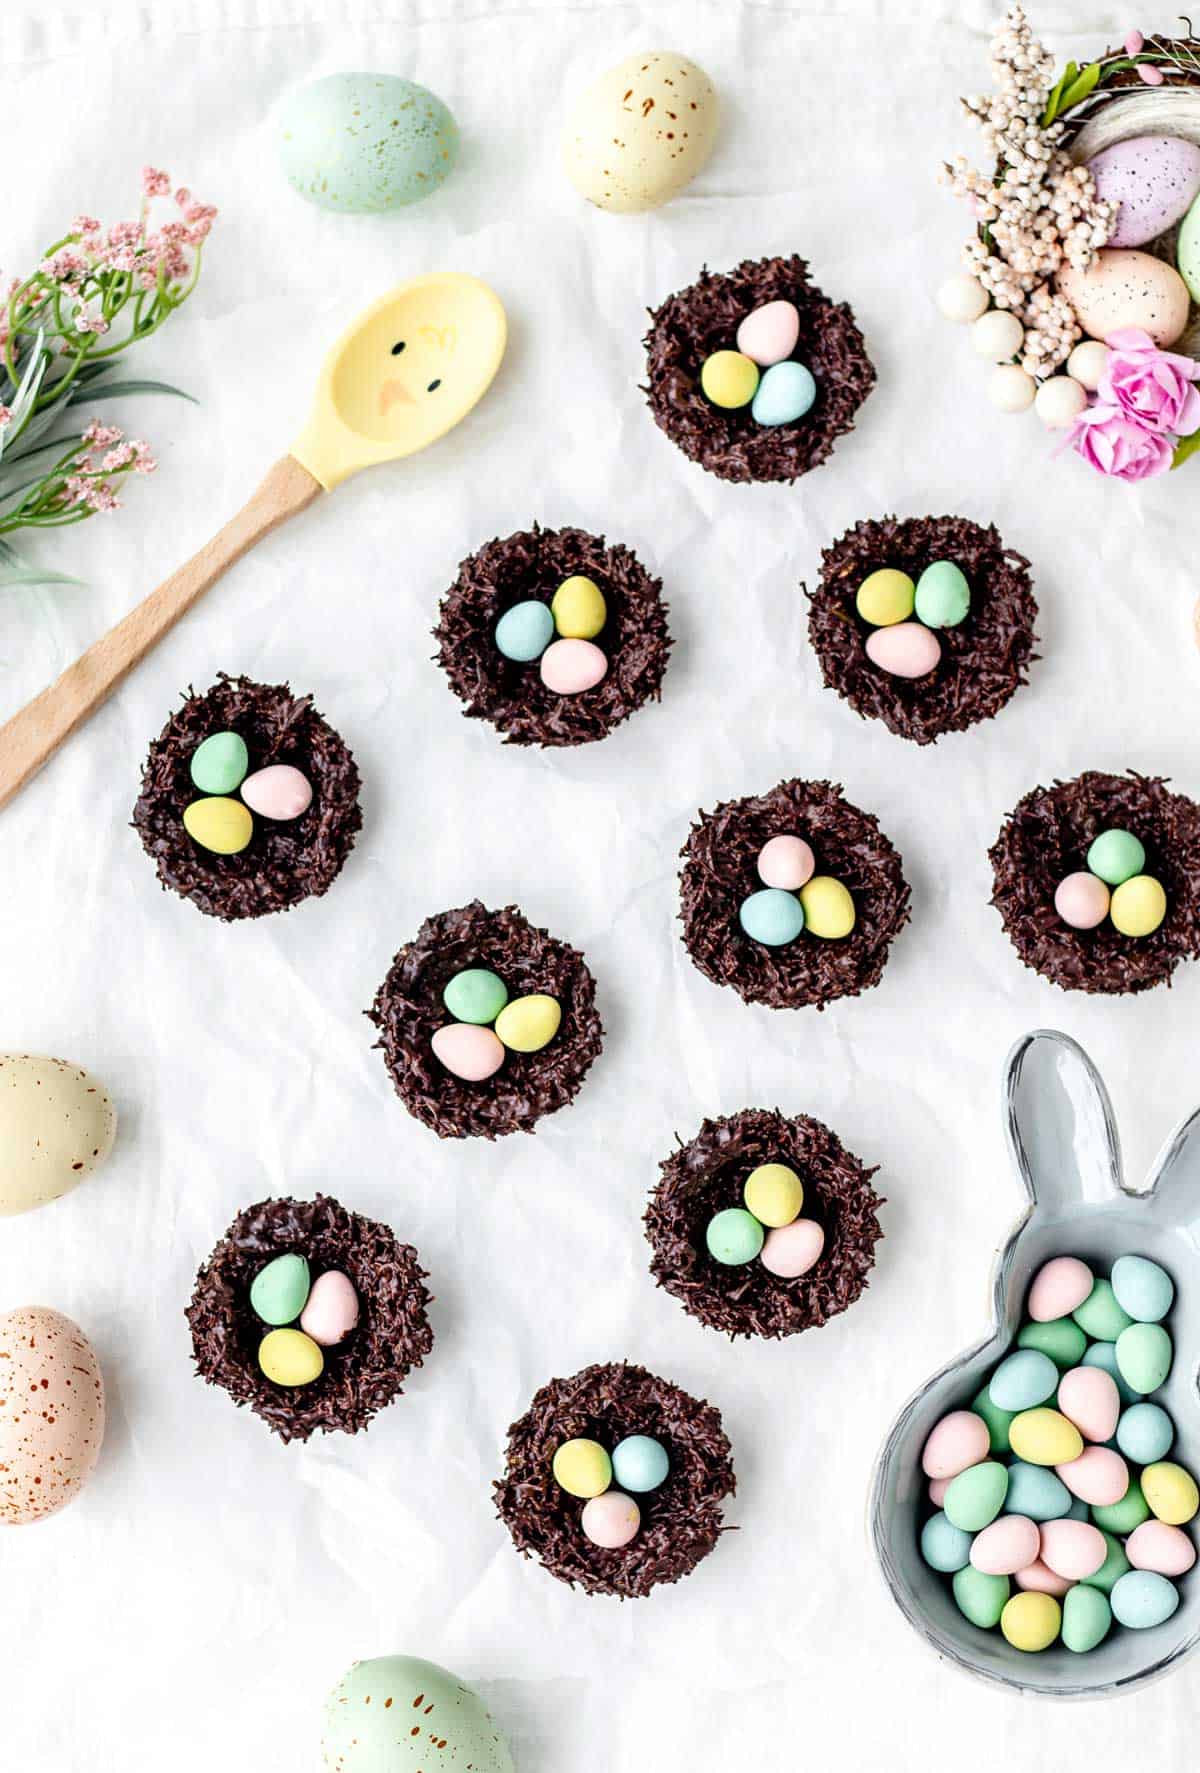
{"left": 1087, "top": 134, "right": 1200, "bottom": 248}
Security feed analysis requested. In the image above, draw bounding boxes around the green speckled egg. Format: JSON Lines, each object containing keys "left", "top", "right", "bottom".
{"left": 1179, "top": 190, "right": 1200, "bottom": 303}
{"left": 279, "top": 74, "right": 459, "bottom": 214}
{"left": 321, "top": 1656, "right": 513, "bottom": 1771}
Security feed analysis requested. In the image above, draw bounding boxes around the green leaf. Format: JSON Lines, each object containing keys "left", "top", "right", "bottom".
{"left": 0, "top": 561, "right": 84, "bottom": 587}
{"left": 1059, "top": 61, "right": 1102, "bottom": 113}
{"left": 71, "top": 377, "right": 196, "bottom": 404}
{"left": 1172, "top": 430, "right": 1200, "bottom": 469}
{"left": 1041, "top": 60, "right": 1078, "bottom": 125}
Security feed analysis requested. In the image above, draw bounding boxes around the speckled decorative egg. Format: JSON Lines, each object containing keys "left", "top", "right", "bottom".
{"left": 278, "top": 74, "right": 459, "bottom": 214}
{"left": 320, "top": 1655, "right": 514, "bottom": 1772}
{"left": 1057, "top": 249, "right": 1191, "bottom": 348}
{"left": 563, "top": 51, "right": 718, "bottom": 213}
{"left": 0, "top": 1307, "right": 105, "bottom": 1525}
{"left": 0, "top": 1053, "right": 117, "bottom": 1217}
{"left": 1086, "top": 135, "right": 1200, "bottom": 248}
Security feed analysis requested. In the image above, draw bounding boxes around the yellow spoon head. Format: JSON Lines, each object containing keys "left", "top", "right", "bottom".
{"left": 292, "top": 273, "right": 507, "bottom": 489}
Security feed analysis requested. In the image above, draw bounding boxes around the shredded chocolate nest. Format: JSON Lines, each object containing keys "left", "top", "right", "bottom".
{"left": 642, "top": 253, "right": 876, "bottom": 484}
{"left": 990, "top": 769, "right": 1200, "bottom": 995}
{"left": 493, "top": 1361, "right": 735, "bottom": 1598}
{"left": 679, "top": 779, "right": 910, "bottom": 1010}
{"left": 645, "top": 1108, "right": 883, "bottom": 1340}
{"left": 432, "top": 524, "right": 671, "bottom": 747}
{"left": 806, "top": 515, "right": 1039, "bottom": 744}
{"left": 185, "top": 1193, "right": 433, "bottom": 1444}
{"left": 367, "top": 900, "right": 604, "bottom": 1139}
{"left": 132, "top": 673, "right": 361, "bottom": 920}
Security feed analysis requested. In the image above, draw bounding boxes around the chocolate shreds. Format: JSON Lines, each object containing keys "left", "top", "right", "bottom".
{"left": 807, "top": 515, "right": 1039, "bottom": 744}
{"left": 642, "top": 254, "right": 875, "bottom": 483}
{"left": 433, "top": 524, "right": 671, "bottom": 747}
{"left": 493, "top": 1362, "right": 735, "bottom": 1598}
{"left": 367, "top": 900, "right": 604, "bottom": 1138}
{"left": 132, "top": 673, "right": 361, "bottom": 920}
{"left": 185, "top": 1193, "right": 433, "bottom": 1444}
{"left": 679, "top": 779, "right": 910, "bottom": 1010}
{"left": 990, "top": 770, "right": 1200, "bottom": 995}
{"left": 645, "top": 1109, "right": 883, "bottom": 1339}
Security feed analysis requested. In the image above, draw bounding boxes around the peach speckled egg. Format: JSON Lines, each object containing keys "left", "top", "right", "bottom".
{"left": 0, "top": 1306, "right": 105, "bottom": 1525}
{"left": 1056, "top": 1445, "right": 1129, "bottom": 1507}
{"left": 1028, "top": 1255, "right": 1094, "bottom": 1322}
{"left": 1126, "top": 1520, "right": 1197, "bottom": 1576}
{"left": 1057, "top": 249, "right": 1191, "bottom": 348}
{"left": 921, "top": 1409, "right": 991, "bottom": 1480}
{"left": 1014, "top": 1557, "right": 1072, "bottom": 1597}
{"left": 1039, "top": 1518, "right": 1108, "bottom": 1581}
{"left": 1057, "top": 1364, "right": 1121, "bottom": 1444}
{"left": 970, "top": 1513, "right": 1040, "bottom": 1576}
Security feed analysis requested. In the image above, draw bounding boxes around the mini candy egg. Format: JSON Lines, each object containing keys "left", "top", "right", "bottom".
{"left": 1086, "top": 135, "right": 1200, "bottom": 248}
{"left": 1180, "top": 189, "right": 1200, "bottom": 302}
{"left": 971, "top": 1514, "right": 1040, "bottom": 1577}
{"left": 928, "top": 1477, "right": 950, "bottom": 1506}
{"left": 1057, "top": 249, "right": 1191, "bottom": 349}
{"left": 936, "top": 274, "right": 989, "bottom": 324}
{"left": 797, "top": 876, "right": 855, "bottom": 940}
{"left": 494, "top": 994, "right": 561, "bottom": 1054}
{"left": 1110, "top": 875, "right": 1167, "bottom": 939}
{"left": 700, "top": 350, "right": 759, "bottom": 409}
{"left": 1062, "top": 1583, "right": 1112, "bottom": 1653}
{"left": 551, "top": 576, "right": 607, "bottom": 641}
{"left": 1141, "top": 1461, "right": 1199, "bottom": 1526}
{"left": 1126, "top": 1520, "right": 1197, "bottom": 1577}
{"left": 743, "top": 1162, "right": 803, "bottom": 1227}
{"left": 250, "top": 1253, "right": 311, "bottom": 1326}
{"left": 914, "top": 560, "right": 970, "bottom": 629}
{"left": 190, "top": 730, "right": 248, "bottom": 795}
{"left": 1116, "top": 1402, "right": 1174, "bottom": 1466}
{"left": 1057, "top": 1365, "right": 1120, "bottom": 1444}
{"left": 1005, "top": 1462, "right": 1073, "bottom": 1523}
{"left": 739, "top": 887, "right": 805, "bottom": 947}
{"left": 706, "top": 1207, "right": 764, "bottom": 1267}
{"left": 972, "top": 309, "right": 1025, "bottom": 360}
{"left": 1054, "top": 872, "right": 1111, "bottom": 930}
{"left": 1034, "top": 375, "right": 1088, "bottom": 430}
{"left": 1083, "top": 1530, "right": 1131, "bottom": 1594}
{"left": 1111, "top": 1254, "right": 1174, "bottom": 1323}
{"left": 921, "top": 1410, "right": 992, "bottom": 1480}
{"left": 240, "top": 764, "right": 312, "bottom": 822}
{"left": 1073, "top": 1279, "right": 1133, "bottom": 1342}
{"left": 258, "top": 1327, "right": 324, "bottom": 1387}
{"left": 1082, "top": 1339, "right": 1137, "bottom": 1402}
{"left": 612, "top": 1435, "right": 669, "bottom": 1494}
{"left": 756, "top": 834, "right": 815, "bottom": 891}
{"left": 1018, "top": 1317, "right": 1088, "bottom": 1369}
{"left": 582, "top": 1490, "right": 640, "bottom": 1549}
{"left": 953, "top": 1566, "right": 1010, "bottom": 1629}
{"left": 736, "top": 300, "right": 801, "bottom": 367}
{"left": 864, "top": 621, "right": 941, "bottom": 679}
{"left": 562, "top": 51, "right": 718, "bottom": 214}
{"left": 1056, "top": 1447, "right": 1129, "bottom": 1508}
{"left": 540, "top": 638, "right": 608, "bottom": 694}
{"left": 496, "top": 600, "right": 555, "bottom": 663}
{"left": 1039, "top": 1518, "right": 1107, "bottom": 1581}
{"left": 1110, "top": 1569, "right": 1180, "bottom": 1630}
{"left": 760, "top": 1217, "right": 824, "bottom": 1278}
{"left": 971, "top": 1386, "right": 1015, "bottom": 1454}
{"left": 1029, "top": 1256, "right": 1094, "bottom": 1323}
{"left": 1115, "top": 1322, "right": 1172, "bottom": 1394}
{"left": 278, "top": 74, "right": 458, "bottom": 214}
{"left": 431, "top": 1023, "right": 506, "bottom": 1082}
{"left": 299, "top": 1269, "right": 359, "bottom": 1347}
{"left": 1086, "top": 828, "right": 1145, "bottom": 886}
{"left": 1092, "top": 1477, "right": 1151, "bottom": 1536}
{"left": 552, "top": 1438, "right": 612, "bottom": 1499}
{"left": 1009, "top": 1407, "right": 1083, "bottom": 1467}
{"left": 443, "top": 968, "right": 509, "bottom": 1026}
{"left": 1015, "top": 1559, "right": 1072, "bottom": 1597}
{"left": 989, "top": 1349, "right": 1058, "bottom": 1413}
{"left": 943, "top": 1460, "right": 1009, "bottom": 1532}
{"left": 921, "top": 1510, "right": 972, "bottom": 1573}
{"left": 183, "top": 796, "right": 253, "bottom": 856}
{"left": 855, "top": 568, "right": 915, "bottom": 628}
{"left": 751, "top": 360, "right": 816, "bottom": 427}
{"left": 1067, "top": 340, "right": 1111, "bottom": 390}
{"left": 1001, "top": 1591, "right": 1060, "bottom": 1652}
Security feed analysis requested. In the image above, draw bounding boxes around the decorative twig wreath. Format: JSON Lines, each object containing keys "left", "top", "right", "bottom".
{"left": 938, "top": 8, "right": 1200, "bottom": 479}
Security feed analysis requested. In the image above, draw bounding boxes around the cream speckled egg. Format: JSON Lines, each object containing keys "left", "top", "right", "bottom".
{"left": 321, "top": 1655, "right": 514, "bottom": 1771}
{"left": 1057, "top": 249, "right": 1191, "bottom": 348}
{"left": 0, "top": 1307, "right": 105, "bottom": 1525}
{"left": 278, "top": 73, "right": 458, "bottom": 214}
{"left": 563, "top": 51, "right": 718, "bottom": 213}
{"left": 0, "top": 1053, "right": 116, "bottom": 1217}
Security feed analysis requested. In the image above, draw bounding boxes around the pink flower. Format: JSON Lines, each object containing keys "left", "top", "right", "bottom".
{"left": 82, "top": 420, "right": 122, "bottom": 446}
{"left": 1099, "top": 327, "right": 1200, "bottom": 435}
{"left": 73, "top": 303, "right": 109, "bottom": 335}
{"left": 130, "top": 439, "right": 157, "bottom": 473}
{"left": 41, "top": 249, "right": 86, "bottom": 285}
{"left": 1066, "top": 403, "right": 1175, "bottom": 480}
{"left": 174, "top": 187, "right": 192, "bottom": 209}
{"left": 100, "top": 442, "right": 135, "bottom": 471}
{"left": 0, "top": 404, "right": 12, "bottom": 428}
{"left": 141, "top": 166, "right": 171, "bottom": 198}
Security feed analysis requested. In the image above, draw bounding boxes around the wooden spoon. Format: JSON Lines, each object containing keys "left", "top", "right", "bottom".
{"left": 0, "top": 272, "right": 507, "bottom": 808}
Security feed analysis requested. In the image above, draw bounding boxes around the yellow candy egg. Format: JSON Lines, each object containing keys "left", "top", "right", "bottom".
{"left": 1110, "top": 874, "right": 1167, "bottom": 937}
{"left": 743, "top": 1163, "right": 804, "bottom": 1227}
{"left": 1142, "top": 1461, "right": 1199, "bottom": 1525}
{"left": 700, "top": 350, "right": 759, "bottom": 410}
{"left": 1001, "top": 1591, "right": 1061, "bottom": 1652}
{"left": 258, "top": 1328, "right": 324, "bottom": 1388}
{"left": 551, "top": 575, "right": 607, "bottom": 640}
{"left": 552, "top": 1437, "right": 612, "bottom": 1498}
{"left": 494, "top": 994, "right": 562, "bottom": 1054}
{"left": 798, "top": 876, "right": 856, "bottom": 940}
{"left": 183, "top": 796, "right": 253, "bottom": 856}
{"left": 856, "top": 569, "right": 915, "bottom": 627}
{"left": 1008, "top": 1406, "right": 1084, "bottom": 1466}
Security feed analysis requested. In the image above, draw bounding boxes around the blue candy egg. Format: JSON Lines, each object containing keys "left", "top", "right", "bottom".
{"left": 611, "top": 1434, "right": 670, "bottom": 1494}
{"left": 751, "top": 360, "right": 816, "bottom": 427}
{"left": 988, "top": 1348, "right": 1058, "bottom": 1412}
{"left": 1116, "top": 1401, "right": 1175, "bottom": 1466}
{"left": 738, "top": 888, "right": 804, "bottom": 946}
{"left": 921, "top": 1510, "right": 973, "bottom": 1573}
{"left": 1110, "top": 1569, "right": 1180, "bottom": 1630}
{"left": 495, "top": 600, "right": 554, "bottom": 662}
{"left": 1005, "top": 1460, "right": 1073, "bottom": 1522}
{"left": 1111, "top": 1254, "right": 1175, "bottom": 1324}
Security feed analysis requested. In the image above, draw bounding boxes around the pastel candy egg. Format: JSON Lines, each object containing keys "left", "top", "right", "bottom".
{"left": 1126, "top": 1520, "right": 1197, "bottom": 1577}
{"left": 1009, "top": 1407, "right": 1083, "bottom": 1467}
{"left": 1116, "top": 1402, "right": 1174, "bottom": 1466}
{"left": 249, "top": 1253, "right": 311, "bottom": 1326}
{"left": 190, "top": 730, "right": 248, "bottom": 794}
{"left": 751, "top": 360, "right": 816, "bottom": 426}
{"left": 1056, "top": 1446, "right": 1129, "bottom": 1507}
{"left": 496, "top": 600, "right": 554, "bottom": 662}
{"left": 431, "top": 1023, "right": 505, "bottom": 1082}
{"left": 258, "top": 1327, "right": 323, "bottom": 1387}
{"left": 797, "top": 875, "right": 855, "bottom": 940}
{"left": 551, "top": 576, "right": 607, "bottom": 640}
{"left": 240, "top": 764, "right": 312, "bottom": 821}
{"left": 553, "top": 1438, "right": 612, "bottom": 1498}
{"left": 921, "top": 1510, "right": 972, "bottom": 1573}
{"left": 855, "top": 568, "right": 915, "bottom": 627}
{"left": 743, "top": 1162, "right": 803, "bottom": 1227}
{"left": 1115, "top": 1322, "right": 1172, "bottom": 1394}
{"left": 1005, "top": 1461, "right": 1073, "bottom": 1522}
{"left": 1028, "top": 1255, "right": 1094, "bottom": 1322}
{"left": 1039, "top": 1518, "right": 1107, "bottom": 1581}
{"left": 1054, "top": 872, "right": 1111, "bottom": 930}
{"left": 1015, "top": 1559, "right": 1071, "bottom": 1597}
{"left": 611, "top": 1435, "right": 669, "bottom": 1494}
{"left": 700, "top": 350, "right": 759, "bottom": 409}
{"left": 299, "top": 1270, "right": 359, "bottom": 1347}
{"left": 1082, "top": 1530, "right": 1131, "bottom": 1594}
{"left": 864, "top": 621, "right": 941, "bottom": 679}
{"left": 1111, "top": 1254, "right": 1174, "bottom": 1323}
{"left": 183, "top": 796, "right": 253, "bottom": 855}
{"left": 1141, "top": 1461, "right": 1199, "bottom": 1525}
{"left": 1072, "top": 1278, "right": 1132, "bottom": 1342}
{"left": 1086, "top": 135, "right": 1200, "bottom": 248}
{"left": 1057, "top": 1365, "right": 1120, "bottom": 1443}
{"left": 706, "top": 1207, "right": 764, "bottom": 1267}
{"left": 739, "top": 887, "right": 805, "bottom": 946}
{"left": 943, "top": 1460, "right": 1008, "bottom": 1532}
{"left": 1000, "top": 1591, "right": 1061, "bottom": 1652}
{"left": 928, "top": 1476, "right": 950, "bottom": 1506}
{"left": 1092, "top": 1477, "right": 1151, "bottom": 1535}
{"left": 1086, "top": 828, "right": 1145, "bottom": 885}
{"left": 970, "top": 1513, "right": 1040, "bottom": 1576}
{"left": 1110, "top": 875, "right": 1167, "bottom": 938}
{"left": 494, "top": 995, "right": 561, "bottom": 1054}
{"left": 914, "top": 560, "right": 970, "bottom": 629}
{"left": 989, "top": 1349, "right": 1058, "bottom": 1412}
{"left": 1062, "top": 1584, "right": 1112, "bottom": 1653}
{"left": 736, "top": 299, "right": 800, "bottom": 366}
{"left": 971, "top": 1385, "right": 1015, "bottom": 1454}
{"left": 1082, "top": 1339, "right": 1137, "bottom": 1401}
{"left": 921, "top": 1410, "right": 991, "bottom": 1480}
{"left": 760, "top": 1217, "right": 824, "bottom": 1278}
{"left": 952, "top": 1566, "right": 1010, "bottom": 1629}
{"left": 582, "top": 1490, "right": 640, "bottom": 1549}
{"left": 442, "top": 968, "right": 509, "bottom": 1026}
{"left": 1110, "top": 1569, "right": 1180, "bottom": 1630}
{"left": 1018, "top": 1317, "right": 1088, "bottom": 1368}
{"left": 540, "top": 638, "right": 607, "bottom": 694}
{"left": 1057, "top": 249, "right": 1191, "bottom": 348}
{"left": 756, "top": 834, "right": 815, "bottom": 891}
{"left": 1180, "top": 189, "right": 1200, "bottom": 302}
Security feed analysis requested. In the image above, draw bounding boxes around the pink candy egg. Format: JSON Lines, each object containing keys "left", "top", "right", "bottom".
{"left": 299, "top": 1269, "right": 359, "bottom": 1347}
{"left": 970, "top": 1514, "right": 1040, "bottom": 1576}
{"left": 1015, "top": 1559, "right": 1072, "bottom": 1597}
{"left": 864, "top": 621, "right": 941, "bottom": 679}
{"left": 1057, "top": 1365, "right": 1120, "bottom": 1444}
{"left": 431, "top": 1023, "right": 505, "bottom": 1082}
{"left": 760, "top": 1217, "right": 824, "bottom": 1279}
{"left": 1039, "top": 1518, "right": 1108, "bottom": 1581}
{"left": 1126, "top": 1520, "right": 1197, "bottom": 1577}
{"left": 1056, "top": 1446, "right": 1129, "bottom": 1507}
{"left": 736, "top": 299, "right": 800, "bottom": 367}
{"left": 1028, "top": 1255, "right": 1094, "bottom": 1322}
{"left": 928, "top": 1476, "right": 950, "bottom": 1506}
{"left": 581, "top": 1490, "right": 640, "bottom": 1549}
{"left": 240, "top": 764, "right": 313, "bottom": 821}
{"left": 1054, "top": 872, "right": 1111, "bottom": 931}
{"left": 757, "top": 834, "right": 815, "bottom": 891}
{"left": 921, "top": 1409, "right": 991, "bottom": 1480}
{"left": 540, "top": 638, "right": 607, "bottom": 695}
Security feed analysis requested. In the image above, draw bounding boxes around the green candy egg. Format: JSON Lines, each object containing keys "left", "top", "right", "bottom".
{"left": 921, "top": 1510, "right": 972, "bottom": 1573}
{"left": 738, "top": 887, "right": 804, "bottom": 946}
{"left": 1072, "top": 1278, "right": 1134, "bottom": 1342}
{"left": 278, "top": 74, "right": 459, "bottom": 214}
{"left": 1018, "top": 1316, "right": 1087, "bottom": 1368}
{"left": 1080, "top": 1529, "right": 1131, "bottom": 1594}
{"left": 706, "top": 1207, "right": 764, "bottom": 1267}
{"left": 443, "top": 968, "right": 509, "bottom": 1026}
{"left": 1062, "top": 1583, "right": 1112, "bottom": 1652}
{"left": 914, "top": 559, "right": 970, "bottom": 628}
{"left": 250, "top": 1252, "right": 311, "bottom": 1326}
{"left": 1091, "top": 1476, "right": 1151, "bottom": 1535}
{"left": 321, "top": 1656, "right": 514, "bottom": 1773}
{"left": 971, "top": 1384, "right": 1015, "bottom": 1454}
{"left": 1086, "top": 828, "right": 1146, "bottom": 887}
{"left": 190, "top": 730, "right": 248, "bottom": 795}
{"left": 952, "top": 1565, "right": 1010, "bottom": 1629}
{"left": 943, "top": 1460, "right": 1008, "bottom": 1532}
{"left": 1111, "top": 1254, "right": 1174, "bottom": 1323}
{"left": 1115, "top": 1321, "right": 1172, "bottom": 1394}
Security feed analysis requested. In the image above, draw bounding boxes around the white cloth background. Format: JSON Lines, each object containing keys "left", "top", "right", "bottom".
{"left": 2, "top": 0, "right": 1199, "bottom": 1766}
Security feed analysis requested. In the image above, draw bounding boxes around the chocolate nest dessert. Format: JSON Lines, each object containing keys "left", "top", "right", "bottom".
{"left": 643, "top": 253, "right": 875, "bottom": 483}
{"left": 493, "top": 1362, "right": 735, "bottom": 1598}
{"left": 645, "top": 1109, "right": 883, "bottom": 1340}
{"left": 807, "top": 515, "right": 1039, "bottom": 744}
{"left": 186, "top": 1193, "right": 433, "bottom": 1444}
{"left": 432, "top": 524, "right": 671, "bottom": 746}
{"left": 990, "top": 770, "right": 1200, "bottom": 995}
{"left": 679, "top": 779, "right": 910, "bottom": 1010}
{"left": 367, "top": 900, "right": 604, "bottom": 1139}
{"left": 132, "top": 674, "right": 361, "bottom": 920}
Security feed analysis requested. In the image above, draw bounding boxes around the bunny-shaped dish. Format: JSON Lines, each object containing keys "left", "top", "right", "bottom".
{"left": 870, "top": 1028, "right": 1200, "bottom": 1697}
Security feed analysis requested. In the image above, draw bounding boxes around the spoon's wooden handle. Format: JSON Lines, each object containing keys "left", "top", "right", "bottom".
{"left": 0, "top": 454, "right": 322, "bottom": 811}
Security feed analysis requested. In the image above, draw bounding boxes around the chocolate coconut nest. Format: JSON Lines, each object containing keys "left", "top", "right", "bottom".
{"left": 493, "top": 1361, "right": 735, "bottom": 1598}
{"left": 643, "top": 254, "right": 876, "bottom": 483}
{"left": 645, "top": 1109, "right": 883, "bottom": 1340}
{"left": 132, "top": 673, "right": 361, "bottom": 920}
{"left": 990, "top": 770, "right": 1200, "bottom": 995}
{"left": 432, "top": 525, "right": 671, "bottom": 747}
{"left": 185, "top": 1193, "right": 433, "bottom": 1444}
{"left": 679, "top": 778, "right": 910, "bottom": 1010}
{"left": 367, "top": 900, "right": 604, "bottom": 1139}
{"left": 807, "top": 515, "right": 1039, "bottom": 745}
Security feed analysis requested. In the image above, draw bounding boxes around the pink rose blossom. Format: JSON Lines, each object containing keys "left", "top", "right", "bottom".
{"left": 1066, "top": 402, "right": 1175, "bottom": 480}
{"left": 141, "top": 166, "right": 171, "bottom": 198}
{"left": 1099, "top": 327, "right": 1200, "bottom": 436}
